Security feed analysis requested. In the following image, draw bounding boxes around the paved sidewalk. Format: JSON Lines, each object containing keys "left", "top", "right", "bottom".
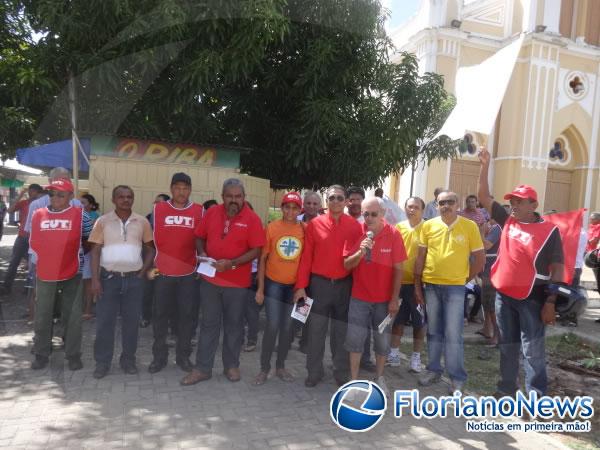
{"left": 0, "top": 226, "right": 574, "bottom": 449}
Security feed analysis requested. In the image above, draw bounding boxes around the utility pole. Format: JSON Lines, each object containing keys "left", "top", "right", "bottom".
{"left": 68, "top": 74, "right": 79, "bottom": 196}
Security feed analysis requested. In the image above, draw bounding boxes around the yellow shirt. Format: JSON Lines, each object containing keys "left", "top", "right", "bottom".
{"left": 395, "top": 219, "right": 424, "bottom": 284}
{"left": 419, "top": 216, "right": 484, "bottom": 285}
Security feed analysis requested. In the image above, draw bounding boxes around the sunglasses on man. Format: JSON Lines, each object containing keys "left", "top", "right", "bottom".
{"left": 48, "top": 191, "right": 69, "bottom": 198}
{"left": 362, "top": 211, "right": 379, "bottom": 218}
{"left": 438, "top": 199, "right": 456, "bottom": 206}
{"left": 327, "top": 195, "right": 345, "bottom": 203}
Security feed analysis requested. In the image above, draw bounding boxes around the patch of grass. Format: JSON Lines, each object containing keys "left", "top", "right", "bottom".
{"left": 268, "top": 207, "right": 282, "bottom": 223}
{"left": 546, "top": 333, "right": 600, "bottom": 362}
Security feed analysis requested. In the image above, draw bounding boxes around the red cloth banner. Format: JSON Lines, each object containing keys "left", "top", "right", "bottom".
{"left": 541, "top": 208, "right": 585, "bottom": 285}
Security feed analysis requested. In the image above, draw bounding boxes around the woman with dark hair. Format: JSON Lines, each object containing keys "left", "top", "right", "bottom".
{"left": 81, "top": 193, "right": 101, "bottom": 320}
{"left": 81, "top": 194, "right": 100, "bottom": 222}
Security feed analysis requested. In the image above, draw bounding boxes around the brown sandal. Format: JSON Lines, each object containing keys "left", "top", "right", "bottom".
{"left": 253, "top": 371, "right": 268, "bottom": 386}
{"left": 276, "top": 368, "right": 294, "bottom": 382}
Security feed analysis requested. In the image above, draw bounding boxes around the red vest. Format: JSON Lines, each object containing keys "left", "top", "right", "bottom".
{"left": 30, "top": 206, "right": 83, "bottom": 281}
{"left": 153, "top": 201, "right": 203, "bottom": 276}
{"left": 490, "top": 217, "right": 557, "bottom": 299}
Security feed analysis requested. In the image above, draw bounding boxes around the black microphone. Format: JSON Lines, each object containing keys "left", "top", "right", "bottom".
{"left": 366, "top": 231, "right": 374, "bottom": 262}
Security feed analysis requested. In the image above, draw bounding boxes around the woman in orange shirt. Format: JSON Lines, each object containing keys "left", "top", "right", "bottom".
{"left": 253, "top": 193, "right": 305, "bottom": 385}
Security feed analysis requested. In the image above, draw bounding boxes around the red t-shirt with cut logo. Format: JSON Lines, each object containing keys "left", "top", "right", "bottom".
{"left": 153, "top": 201, "right": 203, "bottom": 276}
{"left": 14, "top": 200, "right": 30, "bottom": 237}
{"left": 343, "top": 222, "right": 407, "bottom": 302}
{"left": 30, "top": 206, "right": 83, "bottom": 281}
{"left": 194, "top": 203, "right": 265, "bottom": 288}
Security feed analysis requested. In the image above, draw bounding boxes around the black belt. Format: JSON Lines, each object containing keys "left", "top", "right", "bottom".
{"left": 312, "top": 273, "right": 351, "bottom": 284}
{"left": 102, "top": 269, "right": 139, "bottom": 277}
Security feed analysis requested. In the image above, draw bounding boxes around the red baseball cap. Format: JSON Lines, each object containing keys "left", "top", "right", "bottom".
{"left": 281, "top": 192, "right": 302, "bottom": 208}
{"left": 45, "top": 178, "right": 74, "bottom": 193}
{"left": 503, "top": 184, "right": 537, "bottom": 202}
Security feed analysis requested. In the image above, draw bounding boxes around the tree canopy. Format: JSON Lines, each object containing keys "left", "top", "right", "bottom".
{"left": 0, "top": 0, "right": 457, "bottom": 188}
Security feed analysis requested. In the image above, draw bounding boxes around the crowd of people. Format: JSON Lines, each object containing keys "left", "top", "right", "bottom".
{"left": 0, "top": 146, "right": 599, "bottom": 399}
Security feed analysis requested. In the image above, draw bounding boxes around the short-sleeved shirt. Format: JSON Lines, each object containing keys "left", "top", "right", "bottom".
{"left": 13, "top": 200, "right": 29, "bottom": 237}
{"left": 395, "top": 219, "right": 424, "bottom": 284}
{"left": 263, "top": 220, "right": 305, "bottom": 285}
{"left": 459, "top": 208, "right": 487, "bottom": 226}
{"left": 423, "top": 200, "right": 439, "bottom": 220}
{"left": 295, "top": 213, "right": 363, "bottom": 289}
{"left": 484, "top": 223, "right": 502, "bottom": 273}
{"left": 587, "top": 223, "right": 600, "bottom": 253}
{"left": 419, "top": 215, "right": 484, "bottom": 285}
{"left": 490, "top": 202, "right": 563, "bottom": 282}
{"left": 25, "top": 195, "right": 84, "bottom": 262}
{"left": 194, "top": 203, "right": 265, "bottom": 288}
{"left": 88, "top": 210, "right": 153, "bottom": 272}
{"left": 344, "top": 222, "right": 407, "bottom": 302}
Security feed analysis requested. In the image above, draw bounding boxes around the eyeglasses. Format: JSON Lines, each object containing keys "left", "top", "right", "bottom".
{"left": 362, "top": 211, "right": 379, "bottom": 218}
{"left": 48, "top": 191, "right": 68, "bottom": 198}
{"left": 438, "top": 200, "right": 456, "bottom": 206}
{"left": 328, "top": 195, "right": 345, "bottom": 203}
{"left": 222, "top": 219, "right": 230, "bottom": 239}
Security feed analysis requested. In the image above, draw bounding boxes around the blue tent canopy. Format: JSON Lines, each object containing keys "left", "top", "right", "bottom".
{"left": 16, "top": 139, "right": 91, "bottom": 172}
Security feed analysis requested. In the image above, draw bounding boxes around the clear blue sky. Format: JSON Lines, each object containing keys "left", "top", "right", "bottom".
{"left": 387, "top": 0, "right": 420, "bottom": 30}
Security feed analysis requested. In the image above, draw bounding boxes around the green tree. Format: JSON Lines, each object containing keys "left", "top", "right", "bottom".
{"left": 0, "top": 0, "right": 456, "bottom": 188}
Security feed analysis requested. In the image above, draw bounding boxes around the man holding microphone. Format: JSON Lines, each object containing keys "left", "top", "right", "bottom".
{"left": 343, "top": 197, "right": 406, "bottom": 395}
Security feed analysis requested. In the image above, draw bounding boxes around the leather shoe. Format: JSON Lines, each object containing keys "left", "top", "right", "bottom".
{"left": 176, "top": 358, "right": 193, "bottom": 372}
{"left": 180, "top": 369, "right": 212, "bottom": 386}
{"left": 67, "top": 357, "right": 83, "bottom": 371}
{"left": 120, "top": 361, "right": 138, "bottom": 375}
{"left": 334, "top": 373, "right": 349, "bottom": 387}
{"left": 223, "top": 367, "right": 241, "bottom": 382}
{"left": 304, "top": 376, "right": 321, "bottom": 387}
{"left": 93, "top": 365, "right": 109, "bottom": 379}
{"left": 31, "top": 355, "right": 49, "bottom": 370}
{"left": 148, "top": 360, "right": 166, "bottom": 374}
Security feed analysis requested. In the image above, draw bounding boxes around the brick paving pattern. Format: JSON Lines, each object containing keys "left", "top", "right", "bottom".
{"left": 0, "top": 226, "right": 573, "bottom": 449}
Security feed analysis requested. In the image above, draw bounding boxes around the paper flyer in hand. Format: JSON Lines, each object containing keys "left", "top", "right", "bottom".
{"left": 291, "top": 297, "right": 314, "bottom": 323}
{"left": 197, "top": 257, "right": 217, "bottom": 278}
{"left": 377, "top": 314, "right": 392, "bottom": 334}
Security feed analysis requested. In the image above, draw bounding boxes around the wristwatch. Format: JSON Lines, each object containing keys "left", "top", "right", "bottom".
{"left": 231, "top": 261, "right": 237, "bottom": 270}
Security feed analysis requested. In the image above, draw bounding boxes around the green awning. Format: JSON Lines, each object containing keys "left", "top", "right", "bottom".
{"left": 1, "top": 178, "right": 24, "bottom": 188}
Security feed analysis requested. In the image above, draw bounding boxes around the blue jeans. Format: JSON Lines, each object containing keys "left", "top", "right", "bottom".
{"left": 2, "top": 234, "right": 29, "bottom": 291}
{"left": 424, "top": 284, "right": 467, "bottom": 383}
{"left": 259, "top": 278, "right": 294, "bottom": 371}
{"left": 496, "top": 290, "right": 547, "bottom": 395}
{"left": 245, "top": 272, "right": 261, "bottom": 344}
{"left": 94, "top": 272, "right": 144, "bottom": 367}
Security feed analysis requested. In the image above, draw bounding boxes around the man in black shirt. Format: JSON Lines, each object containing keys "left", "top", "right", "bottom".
{"left": 478, "top": 149, "right": 564, "bottom": 396}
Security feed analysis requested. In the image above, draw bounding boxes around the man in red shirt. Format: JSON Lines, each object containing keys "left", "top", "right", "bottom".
{"left": 182, "top": 178, "right": 265, "bottom": 385}
{"left": 293, "top": 185, "right": 363, "bottom": 387}
{"left": 149, "top": 173, "right": 203, "bottom": 374}
{"left": 343, "top": 197, "right": 406, "bottom": 395}
{"left": 29, "top": 179, "right": 86, "bottom": 371}
{"left": 0, "top": 184, "right": 44, "bottom": 296}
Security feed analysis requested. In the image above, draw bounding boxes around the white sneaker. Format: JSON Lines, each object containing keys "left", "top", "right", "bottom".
{"left": 386, "top": 352, "right": 401, "bottom": 367}
{"left": 409, "top": 353, "right": 422, "bottom": 373}
{"left": 375, "top": 376, "right": 390, "bottom": 398}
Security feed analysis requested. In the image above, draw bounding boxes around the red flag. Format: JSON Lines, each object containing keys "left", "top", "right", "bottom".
{"left": 541, "top": 209, "right": 585, "bottom": 285}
